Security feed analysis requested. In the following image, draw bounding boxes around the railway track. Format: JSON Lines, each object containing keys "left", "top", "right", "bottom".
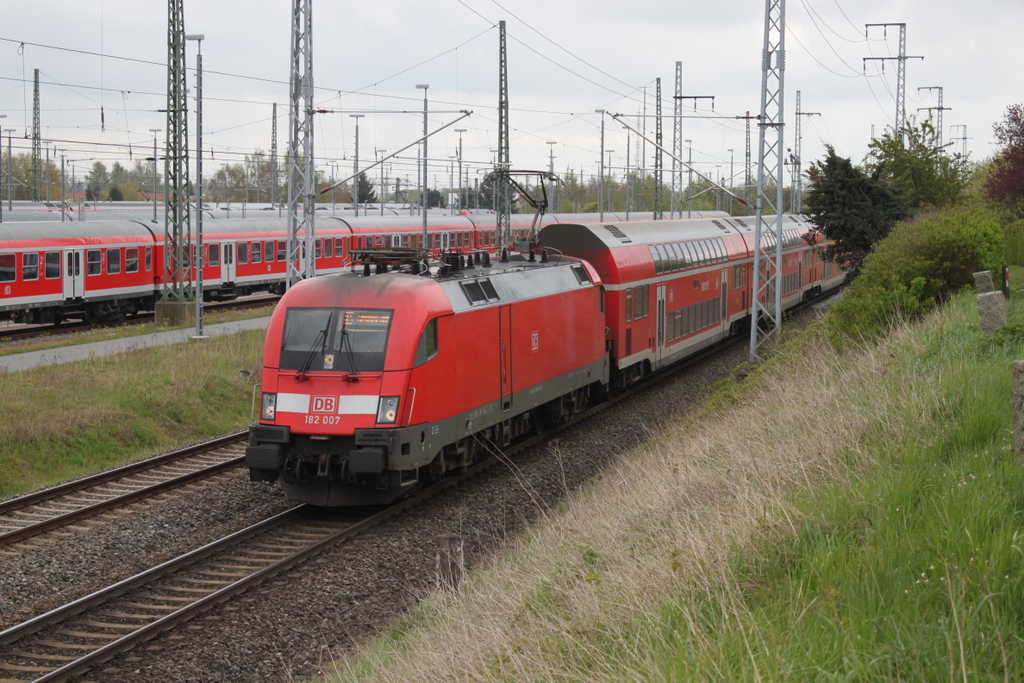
{"left": 0, "top": 295, "right": 278, "bottom": 344}
{"left": 0, "top": 433, "right": 247, "bottom": 550}
{"left": 0, "top": 323, "right": 748, "bottom": 681}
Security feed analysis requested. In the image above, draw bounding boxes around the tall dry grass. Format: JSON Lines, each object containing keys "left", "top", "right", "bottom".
{"left": 330, "top": 290, "right": 1024, "bottom": 681}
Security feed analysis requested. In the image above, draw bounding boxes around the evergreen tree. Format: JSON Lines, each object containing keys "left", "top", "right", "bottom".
{"left": 804, "top": 145, "right": 909, "bottom": 275}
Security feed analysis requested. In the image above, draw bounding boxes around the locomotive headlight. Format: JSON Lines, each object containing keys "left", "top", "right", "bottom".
{"left": 261, "top": 393, "right": 277, "bottom": 421}
{"left": 376, "top": 396, "right": 400, "bottom": 424}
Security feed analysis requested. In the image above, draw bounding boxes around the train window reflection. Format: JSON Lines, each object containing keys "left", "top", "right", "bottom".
{"left": 280, "top": 307, "right": 393, "bottom": 374}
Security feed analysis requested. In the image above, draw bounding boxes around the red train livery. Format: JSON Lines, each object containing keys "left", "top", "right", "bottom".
{"left": 0, "top": 211, "right": 724, "bottom": 325}
{"left": 245, "top": 214, "right": 845, "bottom": 506}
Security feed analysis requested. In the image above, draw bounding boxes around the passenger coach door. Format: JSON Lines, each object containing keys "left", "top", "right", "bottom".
{"left": 222, "top": 243, "right": 236, "bottom": 283}
{"left": 499, "top": 305, "right": 512, "bottom": 412}
{"left": 656, "top": 285, "right": 666, "bottom": 367}
{"left": 63, "top": 249, "right": 83, "bottom": 299}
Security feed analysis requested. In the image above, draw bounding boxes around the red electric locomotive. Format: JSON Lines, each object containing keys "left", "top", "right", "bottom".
{"left": 245, "top": 249, "right": 609, "bottom": 506}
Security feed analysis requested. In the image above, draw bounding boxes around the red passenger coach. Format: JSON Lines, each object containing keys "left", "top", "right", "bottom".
{"left": 539, "top": 214, "right": 838, "bottom": 388}
{"left": 0, "top": 220, "right": 159, "bottom": 324}
{"left": 246, "top": 250, "right": 609, "bottom": 506}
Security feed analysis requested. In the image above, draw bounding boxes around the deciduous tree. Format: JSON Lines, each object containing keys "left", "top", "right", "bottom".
{"left": 984, "top": 104, "right": 1024, "bottom": 218}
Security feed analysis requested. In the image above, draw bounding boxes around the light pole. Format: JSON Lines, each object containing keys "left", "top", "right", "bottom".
{"left": 454, "top": 128, "right": 466, "bottom": 212}
{"left": 416, "top": 84, "right": 429, "bottom": 248}
{"left": 149, "top": 128, "right": 162, "bottom": 222}
{"left": 59, "top": 151, "right": 66, "bottom": 222}
{"left": 605, "top": 150, "right": 615, "bottom": 214}
{"left": 595, "top": 109, "right": 605, "bottom": 221}
{"left": 377, "top": 150, "right": 387, "bottom": 216}
{"left": 0, "top": 115, "right": 6, "bottom": 222}
{"left": 185, "top": 34, "right": 205, "bottom": 339}
{"left": 685, "top": 139, "right": 693, "bottom": 218}
{"left": 546, "top": 141, "right": 556, "bottom": 214}
{"left": 349, "top": 113, "right": 364, "bottom": 216}
{"left": 727, "top": 148, "right": 734, "bottom": 214}
{"left": 5, "top": 127, "right": 15, "bottom": 213}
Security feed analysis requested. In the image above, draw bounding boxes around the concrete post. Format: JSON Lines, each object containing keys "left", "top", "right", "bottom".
{"left": 974, "top": 270, "right": 994, "bottom": 293}
{"left": 436, "top": 534, "right": 464, "bottom": 591}
{"left": 978, "top": 291, "right": 1007, "bottom": 335}
{"left": 1013, "top": 361, "right": 1024, "bottom": 464}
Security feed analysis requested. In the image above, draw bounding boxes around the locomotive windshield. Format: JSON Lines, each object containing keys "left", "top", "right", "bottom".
{"left": 280, "top": 307, "right": 393, "bottom": 373}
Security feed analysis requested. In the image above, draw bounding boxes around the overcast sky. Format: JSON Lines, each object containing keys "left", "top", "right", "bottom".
{"left": 1, "top": 0, "right": 1021, "bottom": 194}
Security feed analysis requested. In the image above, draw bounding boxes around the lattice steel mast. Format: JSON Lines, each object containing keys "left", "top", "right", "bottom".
{"left": 917, "top": 86, "right": 948, "bottom": 148}
{"left": 672, "top": 62, "right": 682, "bottom": 219}
{"left": 792, "top": 90, "right": 819, "bottom": 214}
{"left": 864, "top": 23, "right": 922, "bottom": 136}
{"left": 271, "top": 102, "right": 278, "bottom": 208}
{"left": 161, "top": 0, "right": 192, "bottom": 310}
{"left": 654, "top": 77, "right": 663, "bottom": 220}
{"left": 749, "top": 0, "right": 786, "bottom": 362}
{"left": 32, "top": 69, "right": 41, "bottom": 201}
{"left": 496, "top": 19, "right": 511, "bottom": 254}
{"left": 286, "top": 0, "right": 315, "bottom": 288}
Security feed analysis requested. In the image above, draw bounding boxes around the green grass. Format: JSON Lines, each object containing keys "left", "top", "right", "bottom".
{"left": 0, "top": 329, "right": 265, "bottom": 497}
{"left": 0, "top": 303, "right": 273, "bottom": 358}
{"left": 327, "top": 288, "right": 1024, "bottom": 683}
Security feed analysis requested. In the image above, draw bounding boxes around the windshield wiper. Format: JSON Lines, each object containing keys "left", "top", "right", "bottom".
{"left": 295, "top": 328, "right": 327, "bottom": 382}
{"left": 340, "top": 312, "right": 360, "bottom": 379}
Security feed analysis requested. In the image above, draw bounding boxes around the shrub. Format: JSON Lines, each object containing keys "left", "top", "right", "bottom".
{"left": 826, "top": 207, "right": 1003, "bottom": 342}
{"left": 1005, "top": 219, "right": 1024, "bottom": 265}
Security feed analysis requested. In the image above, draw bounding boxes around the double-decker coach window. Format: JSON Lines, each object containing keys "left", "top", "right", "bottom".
{"left": 280, "top": 307, "right": 393, "bottom": 374}
{"left": 0, "top": 254, "right": 14, "bottom": 282}
{"left": 87, "top": 250, "right": 101, "bottom": 275}
{"left": 22, "top": 253, "right": 39, "bottom": 281}
{"left": 145, "top": 246, "right": 152, "bottom": 271}
{"left": 45, "top": 252, "right": 60, "bottom": 279}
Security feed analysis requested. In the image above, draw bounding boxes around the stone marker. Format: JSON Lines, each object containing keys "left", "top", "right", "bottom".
{"left": 975, "top": 270, "right": 995, "bottom": 293}
{"left": 978, "top": 291, "right": 1007, "bottom": 335}
{"left": 1014, "top": 361, "right": 1024, "bottom": 465}
{"left": 436, "top": 534, "right": 464, "bottom": 591}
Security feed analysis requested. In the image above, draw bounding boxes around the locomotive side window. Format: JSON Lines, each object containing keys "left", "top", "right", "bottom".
{"left": 87, "top": 250, "right": 101, "bottom": 276}
{"left": 45, "top": 252, "right": 61, "bottom": 279}
{"left": 252, "top": 242, "right": 262, "bottom": 264}
{"left": 0, "top": 254, "right": 14, "bottom": 282}
{"left": 126, "top": 248, "right": 140, "bottom": 273}
{"left": 414, "top": 318, "right": 439, "bottom": 366}
{"left": 280, "top": 307, "right": 393, "bottom": 374}
{"left": 22, "top": 253, "right": 39, "bottom": 281}
{"left": 572, "top": 264, "right": 591, "bottom": 284}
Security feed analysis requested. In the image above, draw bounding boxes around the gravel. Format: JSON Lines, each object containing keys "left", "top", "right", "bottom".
{"left": 0, "top": 307, "right": 825, "bottom": 682}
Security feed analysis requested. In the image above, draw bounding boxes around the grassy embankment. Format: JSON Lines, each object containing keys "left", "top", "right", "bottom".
{"left": 0, "top": 328, "right": 265, "bottom": 497}
{"left": 330, "top": 284, "right": 1024, "bottom": 681}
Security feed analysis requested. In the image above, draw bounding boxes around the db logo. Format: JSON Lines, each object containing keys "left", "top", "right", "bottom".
{"left": 311, "top": 396, "right": 338, "bottom": 413}
{"left": 531, "top": 332, "right": 539, "bottom": 352}
{"left": 2, "top": 286, "right": 9, "bottom": 296}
